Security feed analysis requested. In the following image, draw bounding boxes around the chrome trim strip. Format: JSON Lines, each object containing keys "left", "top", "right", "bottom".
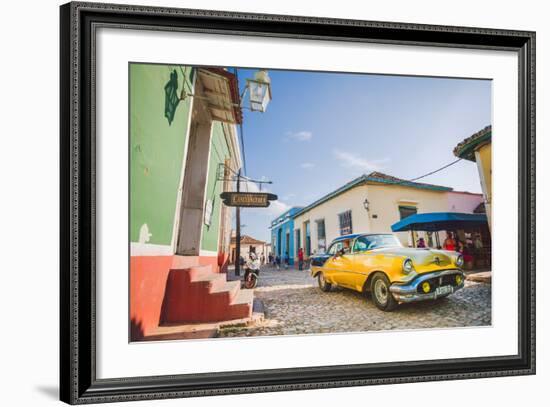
{"left": 389, "top": 269, "right": 464, "bottom": 297}
{"left": 390, "top": 283, "right": 464, "bottom": 303}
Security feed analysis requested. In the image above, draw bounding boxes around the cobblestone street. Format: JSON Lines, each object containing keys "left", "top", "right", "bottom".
{"left": 219, "top": 265, "right": 491, "bottom": 338}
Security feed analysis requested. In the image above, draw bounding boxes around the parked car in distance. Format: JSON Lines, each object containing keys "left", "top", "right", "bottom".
{"left": 310, "top": 233, "right": 465, "bottom": 311}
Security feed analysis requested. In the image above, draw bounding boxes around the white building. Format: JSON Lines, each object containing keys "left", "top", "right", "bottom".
{"left": 229, "top": 235, "right": 269, "bottom": 263}
{"left": 292, "top": 172, "right": 483, "bottom": 260}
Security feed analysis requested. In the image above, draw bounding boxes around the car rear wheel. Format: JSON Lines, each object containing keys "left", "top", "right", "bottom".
{"left": 371, "top": 273, "right": 397, "bottom": 311}
{"left": 318, "top": 273, "right": 332, "bottom": 292}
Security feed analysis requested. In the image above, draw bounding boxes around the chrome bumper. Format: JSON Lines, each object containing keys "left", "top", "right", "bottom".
{"left": 389, "top": 269, "right": 465, "bottom": 303}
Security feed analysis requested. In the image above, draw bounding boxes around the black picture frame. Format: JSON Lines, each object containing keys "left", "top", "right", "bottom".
{"left": 60, "top": 2, "right": 536, "bottom": 404}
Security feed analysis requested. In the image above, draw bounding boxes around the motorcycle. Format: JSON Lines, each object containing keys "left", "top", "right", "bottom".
{"left": 243, "top": 254, "right": 260, "bottom": 289}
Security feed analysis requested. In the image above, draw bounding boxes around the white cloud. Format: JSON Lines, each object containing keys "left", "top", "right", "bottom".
{"left": 333, "top": 150, "right": 388, "bottom": 173}
{"left": 300, "top": 162, "right": 315, "bottom": 169}
{"left": 269, "top": 199, "right": 291, "bottom": 216}
{"left": 239, "top": 179, "right": 290, "bottom": 216}
{"left": 286, "top": 130, "right": 313, "bottom": 141}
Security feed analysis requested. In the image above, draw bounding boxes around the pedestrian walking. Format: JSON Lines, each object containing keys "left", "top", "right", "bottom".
{"left": 275, "top": 255, "right": 281, "bottom": 270}
{"left": 284, "top": 252, "right": 289, "bottom": 269}
{"left": 298, "top": 247, "right": 304, "bottom": 270}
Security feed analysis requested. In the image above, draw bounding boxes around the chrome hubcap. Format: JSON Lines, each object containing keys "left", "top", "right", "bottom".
{"left": 374, "top": 280, "right": 388, "bottom": 305}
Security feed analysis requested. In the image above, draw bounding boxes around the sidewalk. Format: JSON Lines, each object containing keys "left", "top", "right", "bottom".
{"left": 466, "top": 271, "right": 492, "bottom": 284}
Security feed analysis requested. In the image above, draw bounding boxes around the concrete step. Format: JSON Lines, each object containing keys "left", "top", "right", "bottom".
{"left": 466, "top": 271, "right": 492, "bottom": 284}
{"left": 187, "top": 265, "right": 214, "bottom": 280}
{"left": 144, "top": 326, "right": 217, "bottom": 341}
{"left": 191, "top": 271, "right": 225, "bottom": 285}
{"left": 171, "top": 255, "right": 200, "bottom": 270}
{"left": 161, "top": 264, "right": 253, "bottom": 323}
{"left": 210, "top": 280, "right": 240, "bottom": 301}
{"left": 149, "top": 304, "right": 265, "bottom": 341}
{"left": 231, "top": 288, "right": 254, "bottom": 306}
{"left": 227, "top": 289, "right": 254, "bottom": 320}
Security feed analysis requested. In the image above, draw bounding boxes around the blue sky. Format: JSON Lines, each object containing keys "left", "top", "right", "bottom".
{"left": 232, "top": 68, "right": 491, "bottom": 242}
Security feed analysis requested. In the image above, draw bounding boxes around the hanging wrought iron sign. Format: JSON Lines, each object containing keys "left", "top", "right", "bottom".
{"left": 164, "top": 69, "right": 180, "bottom": 125}
{"left": 220, "top": 192, "right": 278, "bottom": 207}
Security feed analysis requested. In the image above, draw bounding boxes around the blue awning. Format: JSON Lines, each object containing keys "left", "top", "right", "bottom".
{"left": 391, "top": 212, "right": 488, "bottom": 232}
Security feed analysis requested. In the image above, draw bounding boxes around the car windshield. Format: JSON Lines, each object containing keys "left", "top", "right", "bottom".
{"left": 328, "top": 240, "right": 351, "bottom": 255}
{"left": 353, "top": 234, "right": 402, "bottom": 252}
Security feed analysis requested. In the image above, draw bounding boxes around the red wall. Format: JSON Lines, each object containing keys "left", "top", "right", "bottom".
{"left": 130, "top": 254, "right": 222, "bottom": 341}
{"left": 130, "top": 256, "right": 174, "bottom": 340}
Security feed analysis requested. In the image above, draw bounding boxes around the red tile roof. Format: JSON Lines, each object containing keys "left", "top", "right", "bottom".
{"left": 230, "top": 235, "right": 266, "bottom": 245}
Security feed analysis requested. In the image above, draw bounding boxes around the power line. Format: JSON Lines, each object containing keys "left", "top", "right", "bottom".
{"left": 377, "top": 158, "right": 464, "bottom": 188}
{"left": 409, "top": 158, "right": 463, "bottom": 182}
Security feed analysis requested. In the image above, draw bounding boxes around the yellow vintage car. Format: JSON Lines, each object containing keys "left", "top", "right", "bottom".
{"left": 310, "top": 233, "right": 465, "bottom": 311}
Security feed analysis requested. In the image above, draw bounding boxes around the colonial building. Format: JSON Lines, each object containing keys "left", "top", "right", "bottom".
{"left": 230, "top": 234, "right": 269, "bottom": 263}
{"left": 292, "top": 172, "right": 483, "bottom": 261}
{"left": 270, "top": 206, "right": 303, "bottom": 265}
{"left": 454, "top": 125, "right": 492, "bottom": 228}
{"left": 129, "top": 64, "right": 253, "bottom": 341}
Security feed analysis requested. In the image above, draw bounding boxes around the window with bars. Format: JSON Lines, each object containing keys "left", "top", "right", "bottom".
{"left": 398, "top": 205, "right": 418, "bottom": 220}
{"left": 338, "top": 210, "right": 353, "bottom": 236}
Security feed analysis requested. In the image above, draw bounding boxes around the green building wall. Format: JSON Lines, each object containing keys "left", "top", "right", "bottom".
{"left": 201, "top": 122, "right": 232, "bottom": 252}
{"left": 129, "top": 63, "right": 194, "bottom": 246}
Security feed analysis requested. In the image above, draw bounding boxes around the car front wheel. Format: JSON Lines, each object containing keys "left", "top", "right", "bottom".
{"left": 371, "top": 273, "right": 398, "bottom": 311}
{"left": 318, "top": 273, "right": 332, "bottom": 292}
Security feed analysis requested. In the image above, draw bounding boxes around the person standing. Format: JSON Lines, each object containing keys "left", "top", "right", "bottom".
{"left": 473, "top": 233, "right": 484, "bottom": 267}
{"left": 473, "top": 234, "right": 483, "bottom": 252}
{"left": 298, "top": 247, "right": 304, "bottom": 271}
{"left": 275, "top": 254, "right": 281, "bottom": 270}
{"left": 444, "top": 231, "right": 457, "bottom": 251}
{"left": 416, "top": 237, "right": 427, "bottom": 248}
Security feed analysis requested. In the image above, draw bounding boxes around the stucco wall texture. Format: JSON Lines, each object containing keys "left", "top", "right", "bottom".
{"left": 129, "top": 63, "right": 194, "bottom": 246}
{"left": 293, "top": 183, "right": 477, "bottom": 255}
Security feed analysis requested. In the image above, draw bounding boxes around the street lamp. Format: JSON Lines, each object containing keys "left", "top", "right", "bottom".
{"left": 363, "top": 198, "right": 370, "bottom": 211}
{"left": 246, "top": 69, "right": 272, "bottom": 112}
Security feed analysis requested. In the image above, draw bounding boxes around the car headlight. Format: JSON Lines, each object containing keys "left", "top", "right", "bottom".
{"left": 456, "top": 254, "right": 464, "bottom": 267}
{"left": 402, "top": 258, "right": 414, "bottom": 274}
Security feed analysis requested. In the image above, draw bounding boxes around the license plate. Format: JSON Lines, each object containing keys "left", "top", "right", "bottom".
{"left": 435, "top": 285, "right": 452, "bottom": 296}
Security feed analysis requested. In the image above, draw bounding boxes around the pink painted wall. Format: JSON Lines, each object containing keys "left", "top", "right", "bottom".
{"left": 446, "top": 191, "right": 484, "bottom": 213}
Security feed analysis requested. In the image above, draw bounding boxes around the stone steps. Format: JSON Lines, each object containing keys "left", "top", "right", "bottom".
{"left": 161, "top": 264, "right": 253, "bottom": 324}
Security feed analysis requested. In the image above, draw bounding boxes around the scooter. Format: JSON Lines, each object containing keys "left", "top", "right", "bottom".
{"left": 243, "top": 254, "right": 260, "bottom": 289}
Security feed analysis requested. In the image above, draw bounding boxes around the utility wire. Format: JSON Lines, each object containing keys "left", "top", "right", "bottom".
{"left": 377, "top": 158, "right": 464, "bottom": 187}
{"left": 408, "top": 158, "right": 463, "bottom": 182}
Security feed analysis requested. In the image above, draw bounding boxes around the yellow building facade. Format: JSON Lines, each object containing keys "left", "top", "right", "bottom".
{"left": 454, "top": 125, "right": 492, "bottom": 228}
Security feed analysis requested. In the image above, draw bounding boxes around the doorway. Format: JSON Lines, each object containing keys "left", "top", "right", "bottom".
{"left": 277, "top": 229, "right": 282, "bottom": 257}
{"left": 176, "top": 78, "right": 213, "bottom": 255}
{"left": 285, "top": 231, "right": 290, "bottom": 259}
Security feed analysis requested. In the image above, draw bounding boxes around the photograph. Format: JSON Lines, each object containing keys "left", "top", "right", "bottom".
{"left": 57, "top": 1, "right": 535, "bottom": 403}
{"left": 129, "top": 63, "right": 493, "bottom": 342}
